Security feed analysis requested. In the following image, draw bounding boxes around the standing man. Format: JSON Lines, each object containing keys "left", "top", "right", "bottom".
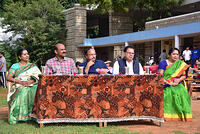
{"left": 45, "top": 43, "right": 77, "bottom": 75}
{"left": 182, "top": 46, "right": 191, "bottom": 65}
{"left": 159, "top": 49, "right": 167, "bottom": 62}
{"left": 0, "top": 52, "right": 7, "bottom": 88}
{"left": 79, "top": 47, "right": 109, "bottom": 74}
{"left": 191, "top": 45, "right": 200, "bottom": 67}
{"left": 113, "top": 46, "right": 144, "bottom": 75}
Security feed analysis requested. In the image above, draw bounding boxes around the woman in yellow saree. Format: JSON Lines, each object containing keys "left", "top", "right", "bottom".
{"left": 158, "top": 48, "right": 192, "bottom": 121}
{"left": 7, "top": 48, "right": 41, "bottom": 124}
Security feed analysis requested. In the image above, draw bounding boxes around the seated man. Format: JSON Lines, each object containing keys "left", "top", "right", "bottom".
{"left": 113, "top": 46, "right": 144, "bottom": 75}
{"left": 45, "top": 43, "right": 77, "bottom": 75}
{"left": 79, "top": 47, "right": 109, "bottom": 74}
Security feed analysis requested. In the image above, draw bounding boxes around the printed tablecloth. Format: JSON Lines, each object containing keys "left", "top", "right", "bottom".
{"left": 31, "top": 75, "right": 164, "bottom": 124}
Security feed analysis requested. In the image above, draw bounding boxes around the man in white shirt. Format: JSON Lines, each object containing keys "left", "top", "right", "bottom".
{"left": 112, "top": 46, "right": 144, "bottom": 75}
{"left": 182, "top": 46, "right": 191, "bottom": 64}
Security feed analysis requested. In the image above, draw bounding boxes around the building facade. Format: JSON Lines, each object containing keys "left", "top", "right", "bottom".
{"left": 62, "top": 1, "right": 200, "bottom": 65}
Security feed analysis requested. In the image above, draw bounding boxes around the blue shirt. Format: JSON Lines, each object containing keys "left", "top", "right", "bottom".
{"left": 192, "top": 49, "right": 200, "bottom": 59}
{"left": 79, "top": 60, "right": 109, "bottom": 74}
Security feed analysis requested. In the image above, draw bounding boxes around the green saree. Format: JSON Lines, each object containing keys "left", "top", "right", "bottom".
{"left": 7, "top": 63, "right": 41, "bottom": 124}
{"left": 159, "top": 59, "right": 192, "bottom": 121}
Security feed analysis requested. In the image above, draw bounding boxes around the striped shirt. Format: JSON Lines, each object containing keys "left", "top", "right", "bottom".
{"left": 45, "top": 57, "right": 77, "bottom": 75}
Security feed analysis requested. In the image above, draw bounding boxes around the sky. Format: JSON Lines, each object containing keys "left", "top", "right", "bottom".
{"left": 0, "top": 19, "right": 12, "bottom": 42}
{"left": 0, "top": 18, "right": 20, "bottom": 43}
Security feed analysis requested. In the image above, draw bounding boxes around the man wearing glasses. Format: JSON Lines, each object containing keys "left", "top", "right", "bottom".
{"left": 79, "top": 47, "right": 109, "bottom": 74}
{"left": 113, "top": 46, "right": 144, "bottom": 75}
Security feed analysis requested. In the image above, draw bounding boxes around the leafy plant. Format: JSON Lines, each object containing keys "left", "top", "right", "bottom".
{"left": 1, "top": 0, "right": 66, "bottom": 67}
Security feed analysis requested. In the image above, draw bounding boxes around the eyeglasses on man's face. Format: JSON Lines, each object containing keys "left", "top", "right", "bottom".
{"left": 126, "top": 52, "right": 134, "bottom": 55}
{"left": 88, "top": 54, "right": 96, "bottom": 56}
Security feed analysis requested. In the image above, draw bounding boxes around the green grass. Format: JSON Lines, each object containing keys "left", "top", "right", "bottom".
{"left": 0, "top": 87, "right": 8, "bottom": 106}
{"left": 172, "top": 130, "right": 186, "bottom": 134}
{"left": 0, "top": 87, "right": 8, "bottom": 91}
{"left": 0, "top": 95, "right": 7, "bottom": 106}
{"left": 128, "top": 132, "right": 153, "bottom": 134}
{"left": 0, "top": 119, "right": 131, "bottom": 134}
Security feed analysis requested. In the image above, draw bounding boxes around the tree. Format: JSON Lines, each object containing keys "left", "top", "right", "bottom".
{"left": 79, "top": 0, "right": 183, "bottom": 31}
{"left": 1, "top": 0, "right": 66, "bottom": 67}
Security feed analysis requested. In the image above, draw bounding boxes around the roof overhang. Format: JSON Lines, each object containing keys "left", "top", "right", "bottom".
{"left": 78, "top": 22, "right": 200, "bottom": 47}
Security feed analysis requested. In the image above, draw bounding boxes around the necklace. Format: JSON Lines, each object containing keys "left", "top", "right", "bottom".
{"left": 167, "top": 59, "right": 175, "bottom": 65}
{"left": 19, "top": 62, "right": 28, "bottom": 66}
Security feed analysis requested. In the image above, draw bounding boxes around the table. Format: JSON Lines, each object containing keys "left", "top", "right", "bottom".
{"left": 185, "top": 77, "right": 200, "bottom": 97}
{"left": 31, "top": 75, "right": 164, "bottom": 127}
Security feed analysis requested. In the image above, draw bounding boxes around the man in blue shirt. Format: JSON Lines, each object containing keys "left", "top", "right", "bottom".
{"left": 79, "top": 47, "right": 109, "bottom": 74}
{"left": 191, "top": 45, "right": 200, "bottom": 67}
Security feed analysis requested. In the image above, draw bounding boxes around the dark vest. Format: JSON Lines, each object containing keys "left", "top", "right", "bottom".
{"left": 118, "top": 58, "right": 140, "bottom": 74}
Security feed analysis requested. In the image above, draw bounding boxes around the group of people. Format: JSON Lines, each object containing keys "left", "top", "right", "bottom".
{"left": 45, "top": 44, "right": 145, "bottom": 75}
{"left": 182, "top": 46, "right": 200, "bottom": 77}
{"left": 182, "top": 45, "right": 200, "bottom": 67}
{"left": 6, "top": 43, "right": 193, "bottom": 124}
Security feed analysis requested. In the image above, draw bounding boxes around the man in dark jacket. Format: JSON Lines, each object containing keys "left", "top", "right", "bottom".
{"left": 79, "top": 47, "right": 109, "bottom": 74}
{"left": 112, "top": 46, "right": 144, "bottom": 75}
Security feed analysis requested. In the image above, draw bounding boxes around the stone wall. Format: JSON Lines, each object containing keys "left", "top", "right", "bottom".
{"left": 144, "top": 42, "right": 153, "bottom": 62}
{"left": 145, "top": 11, "right": 200, "bottom": 30}
{"left": 62, "top": 4, "right": 87, "bottom": 62}
{"left": 113, "top": 45, "right": 125, "bottom": 61}
{"left": 109, "top": 12, "right": 133, "bottom": 36}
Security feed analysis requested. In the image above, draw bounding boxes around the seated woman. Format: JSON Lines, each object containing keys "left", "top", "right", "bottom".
{"left": 7, "top": 48, "right": 41, "bottom": 124}
{"left": 158, "top": 48, "right": 192, "bottom": 121}
{"left": 189, "top": 59, "right": 200, "bottom": 78}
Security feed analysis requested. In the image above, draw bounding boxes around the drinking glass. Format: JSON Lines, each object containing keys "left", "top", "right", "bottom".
{"left": 125, "top": 67, "right": 129, "bottom": 75}
{"left": 79, "top": 66, "right": 84, "bottom": 75}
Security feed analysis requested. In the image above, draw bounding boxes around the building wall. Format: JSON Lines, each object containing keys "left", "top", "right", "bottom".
{"left": 145, "top": 11, "right": 200, "bottom": 30}
{"left": 113, "top": 45, "right": 125, "bottom": 61}
{"left": 109, "top": 12, "right": 133, "bottom": 36}
{"left": 62, "top": 4, "right": 87, "bottom": 62}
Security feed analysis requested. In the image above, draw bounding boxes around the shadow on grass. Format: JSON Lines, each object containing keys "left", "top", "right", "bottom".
{"left": 109, "top": 120, "right": 161, "bottom": 127}
{"left": 30, "top": 119, "right": 161, "bottom": 128}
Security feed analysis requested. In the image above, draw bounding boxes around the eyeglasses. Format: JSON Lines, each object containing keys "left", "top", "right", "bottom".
{"left": 126, "top": 52, "right": 134, "bottom": 55}
{"left": 88, "top": 54, "right": 96, "bottom": 56}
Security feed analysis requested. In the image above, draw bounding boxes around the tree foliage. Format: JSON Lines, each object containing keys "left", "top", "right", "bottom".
{"left": 1, "top": 0, "right": 66, "bottom": 67}
{"left": 79, "top": 0, "right": 183, "bottom": 31}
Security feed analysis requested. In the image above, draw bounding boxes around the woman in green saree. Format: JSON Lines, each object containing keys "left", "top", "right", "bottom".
{"left": 7, "top": 48, "right": 41, "bottom": 124}
{"left": 158, "top": 48, "right": 192, "bottom": 121}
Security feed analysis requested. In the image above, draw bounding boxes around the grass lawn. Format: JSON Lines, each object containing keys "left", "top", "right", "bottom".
{"left": 0, "top": 119, "right": 134, "bottom": 134}
{"left": 0, "top": 96, "right": 7, "bottom": 106}
{"left": 0, "top": 87, "right": 7, "bottom": 107}
{"left": 0, "top": 87, "right": 7, "bottom": 91}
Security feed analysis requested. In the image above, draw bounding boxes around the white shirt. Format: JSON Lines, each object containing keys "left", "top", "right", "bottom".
{"left": 148, "top": 59, "right": 154, "bottom": 65}
{"left": 112, "top": 60, "right": 144, "bottom": 75}
{"left": 182, "top": 50, "right": 191, "bottom": 61}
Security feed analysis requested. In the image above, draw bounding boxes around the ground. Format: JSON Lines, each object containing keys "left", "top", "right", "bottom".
{"left": 0, "top": 90, "right": 200, "bottom": 134}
